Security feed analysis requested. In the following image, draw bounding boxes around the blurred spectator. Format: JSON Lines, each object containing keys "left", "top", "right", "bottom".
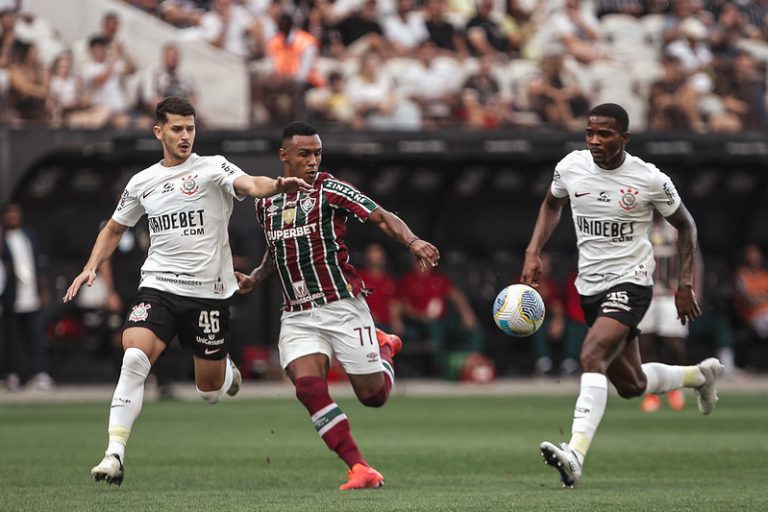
{"left": 661, "top": 0, "right": 701, "bottom": 46}
{"left": 527, "top": 53, "right": 590, "bottom": 131}
{"left": 423, "top": 0, "right": 469, "bottom": 59}
{"left": 8, "top": 40, "right": 47, "bottom": 123}
{"left": 398, "top": 41, "right": 459, "bottom": 128}
{"left": 712, "top": 50, "right": 768, "bottom": 132}
{"left": 160, "top": 0, "right": 209, "bottom": 28}
{"left": 595, "top": 0, "right": 646, "bottom": 17}
{"left": 357, "top": 242, "right": 400, "bottom": 333}
{"left": 332, "top": 0, "right": 390, "bottom": 58}
{"left": 395, "top": 255, "right": 484, "bottom": 376}
{"left": 1, "top": 203, "right": 54, "bottom": 391}
{"left": 0, "top": 7, "right": 16, "bottom": 121}
{"left": 344, "top": 49, "right": 421, "bottom": 130}
{"left": 734, "top": 243, "right": 768, "bottom": 340}
{"left": 81, "top": 36, "right": 150, "bottom": 130}
{"left": 525, "top": 252, "right": 567, "bottom": 376}
{"left": 648, "top": 54, "right": 698, "bottom": 131}
{"left": 709, "top": 2, "right": 761, "bottom": 60}
{"left": 664, "top": 17, "right": 715, "bottom": 131}
{"left": 383, "top": 0, "right": 429, "bottom": 57}
{"left": 188, "top": 0, "right": 261, "bottom": 58}
{"left": 13, "top": 4, "right": 65, "bottom": 66}
{"left": 305, "top": 70, "right": 354, "bottom": 125}
{"left": 456, "top": 54, "right": 508, "bottom": 129}
{"left": 259, "top": 12, "right": 324, "bottom": 123}
{"left": 465, "top": 0, "right": 511, "bottom": 57}
{"left": 47, "top": 50, "right": 110, "bottom": 129}
{"left": 139, "top": 43, "right": 197, "bottom": 116}
{"left": 534, "top": 0, "right": 607, "bottom": 64}
{"left": 499, "top": 0, "right": 537, "bottom": 59}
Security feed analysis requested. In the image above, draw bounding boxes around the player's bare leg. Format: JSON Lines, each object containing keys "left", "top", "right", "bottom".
{"left": 91, "top": 328, "right": 165, "bottom": 485}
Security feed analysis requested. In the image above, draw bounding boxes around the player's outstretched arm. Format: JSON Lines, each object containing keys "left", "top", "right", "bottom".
{"left": 368, "top": 207, "right": 440, "bottom": 270}
{"left": 664, "top": 203, "right": 702, "bottom": 325}
{"left": 236, "top": 251, "right": 276, "bottom": 294}
{"left": 63, "top": 219, "right": 128, "bottom": 303}
{"left": 522, "top": 190, "right": 567, "bottom": 287}
{"left": 234, "top": 175, "right": 313, "bottom": 198}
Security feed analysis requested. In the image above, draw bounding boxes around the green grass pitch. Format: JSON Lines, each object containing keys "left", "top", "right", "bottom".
{"left": 1, "top": 392, "right": 766, "bottom": 511}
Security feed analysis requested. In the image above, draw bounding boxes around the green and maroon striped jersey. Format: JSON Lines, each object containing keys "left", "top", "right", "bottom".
{"left": 255, "top": 172, "right": 379, "bottom": 312}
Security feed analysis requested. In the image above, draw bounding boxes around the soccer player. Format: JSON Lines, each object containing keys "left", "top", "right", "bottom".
{"left": 521, "top": 103, "right": 723, "bottom": 487}
{"left": 236, "top": 121, "right": 440, "bottom": 489}
{"left": 638, "top": 212, "right": 702, "bottom": 412}
{"left": 63, "top": 96, "right": 311, "bottom": 486}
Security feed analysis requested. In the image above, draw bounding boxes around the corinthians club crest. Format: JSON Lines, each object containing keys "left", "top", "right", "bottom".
{"left": 618, "top": 187, "right": 639, "bottom": 211}
{"left": 180, "top": 174, "right": 199, "bottom": 196}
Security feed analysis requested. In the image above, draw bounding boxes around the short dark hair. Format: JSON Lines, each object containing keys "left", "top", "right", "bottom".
{"left": 88, "top": 36, "right": 109, "bottom": 48}
{"left": 282, "top": 121, "right": 318, "bottom": 144}
{"left": 155, "top": 96, "right": 196, "bottom": 124}
{"left": 589, "top": 103, "right": 629, "bottom": 132}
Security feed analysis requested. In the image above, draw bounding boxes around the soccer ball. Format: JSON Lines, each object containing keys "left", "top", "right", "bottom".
{"left": 492, "top": 284, "right": 546, "bottom": 337}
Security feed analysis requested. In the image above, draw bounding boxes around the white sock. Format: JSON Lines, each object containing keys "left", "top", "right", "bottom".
{"left": 196, "top": 358, "right": 233, "bottom": 404}
{"left": 568, "top": 372, "right": 608, "bottom": 463}
{"left": 643, "top": 362, "right": 704, "bottom": 393}
{"left": 107, "top": 347, "right": 152, "bottom": 462}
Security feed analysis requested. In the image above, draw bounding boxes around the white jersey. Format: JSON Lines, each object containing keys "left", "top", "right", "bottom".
{"left": 551, "top": 150, "right": 682, "bottom": 296}
{"left": 112, "top": 153, "right": 247, "bottom": 299}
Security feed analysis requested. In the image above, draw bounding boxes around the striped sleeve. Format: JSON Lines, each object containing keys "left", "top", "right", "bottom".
{"left": 321, "top": 178, "right": 379, "bottom": 222}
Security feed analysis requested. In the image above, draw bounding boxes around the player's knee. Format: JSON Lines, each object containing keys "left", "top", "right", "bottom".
{"left": 359, "top": 388, "right": 388, "bottom": 408}
{"left": 196, "top": 387, "right": 222, "bottom": 404}
{"left": 615, "top": 381, "right": 644, "bottom": 399}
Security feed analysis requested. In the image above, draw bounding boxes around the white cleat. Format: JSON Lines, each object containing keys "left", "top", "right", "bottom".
{"left": 695, "top": 357, "right": 724, "bottom": 415}
{"left": 91, "top": 454, "right": 124, "bottom": 486}
{"left": 540, "top": 441, "right": 582, "bottom": 488}
{"left": 226, "top": 358, "right": 242, "bottom": 397}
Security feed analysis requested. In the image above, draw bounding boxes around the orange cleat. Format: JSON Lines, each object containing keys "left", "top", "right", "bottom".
{"left": 339, "top": 464, "right": 385, "bottom": 490}
{"left": 641, "top": 393, "right": 661, "bottom": 413}
{"left": 666, "top": 389, "right": 685, "bottom": 411}
{"left": 375, "top": 328, "right": 402, "bottom": 356}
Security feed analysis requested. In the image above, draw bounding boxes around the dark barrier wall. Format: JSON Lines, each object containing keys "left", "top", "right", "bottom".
{"left": 3, "top": 128, "right": 767, "bottom": 379}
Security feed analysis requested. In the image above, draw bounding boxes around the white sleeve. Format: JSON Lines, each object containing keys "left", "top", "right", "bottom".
{"left": 111, "top": 179, "right": 144, "bottom": 227}
{"left": 650, "top": 170, "right": 682, "bottom": 217}
{"left": 210, "top": 156, "right": 248, "bottom": 200}
{"left": 550, "top": 155, "right": 571, "bottom": 199}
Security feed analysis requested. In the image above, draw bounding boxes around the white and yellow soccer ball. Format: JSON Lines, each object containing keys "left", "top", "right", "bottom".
{"left": 492, "top": 284, "right": 546, "bottom": 337}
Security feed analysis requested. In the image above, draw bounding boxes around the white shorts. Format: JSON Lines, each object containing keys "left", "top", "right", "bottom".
{"left": 637, "top": 295, "right": 688, "bottom": 338}
{"left": 278, "top": 295, "right": 385, "bottom": 375}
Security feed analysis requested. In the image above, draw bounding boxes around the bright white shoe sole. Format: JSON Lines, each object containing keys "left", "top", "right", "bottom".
{"left": 540, "top": 441, "right": 581, "bottom": 487}
{"left": 91, "top": 454, "right": 124, "bottom": 486}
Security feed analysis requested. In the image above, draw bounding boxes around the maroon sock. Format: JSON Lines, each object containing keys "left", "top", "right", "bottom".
{"left": 295, "top": 376, "right": 366, "bottom": 468}
{"left": 360, "top": 372, "right": 392, "bottom": 407}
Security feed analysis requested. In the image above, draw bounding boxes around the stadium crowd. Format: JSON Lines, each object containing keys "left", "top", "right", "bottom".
{"left": 0, "top": 0, "right": 767, "bottom": 131}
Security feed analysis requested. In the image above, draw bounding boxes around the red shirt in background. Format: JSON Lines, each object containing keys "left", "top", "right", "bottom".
{"left": 359, "top": 269, "right": 398, "bottom": 325}
{"left": 398, "top": 270, "right": 453, "bottom": 319}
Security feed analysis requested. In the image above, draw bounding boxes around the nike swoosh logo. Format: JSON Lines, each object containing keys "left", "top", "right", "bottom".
{"left": 575, "top": 192, "right": 590, "bottom": 197}
{"left": 142, "top": 189, "right": 154, "bottom": 199}
{"left": 204, "top": 347, "right": 221, "bottom": 355}
{"left": 110, "top": 404, "right": 126, "bottom": 409}
{"left": 602, "top": 308, "right": 621, "bottom": 313}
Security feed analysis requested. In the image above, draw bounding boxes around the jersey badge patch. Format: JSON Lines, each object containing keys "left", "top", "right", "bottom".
{"left": 128, "top": 303, "right": 152, "bottom": 322}
{"left": 619, "top": 187, "right": 639, "bottom": 211}
{"left": 283, "top": 207, "right": 296, "bottom": 225}
{"left": 180, "top": 174, "right": 199, "bottom": 196}
{"left": 299, "top": 195, "right": 316, "bottom": 214}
